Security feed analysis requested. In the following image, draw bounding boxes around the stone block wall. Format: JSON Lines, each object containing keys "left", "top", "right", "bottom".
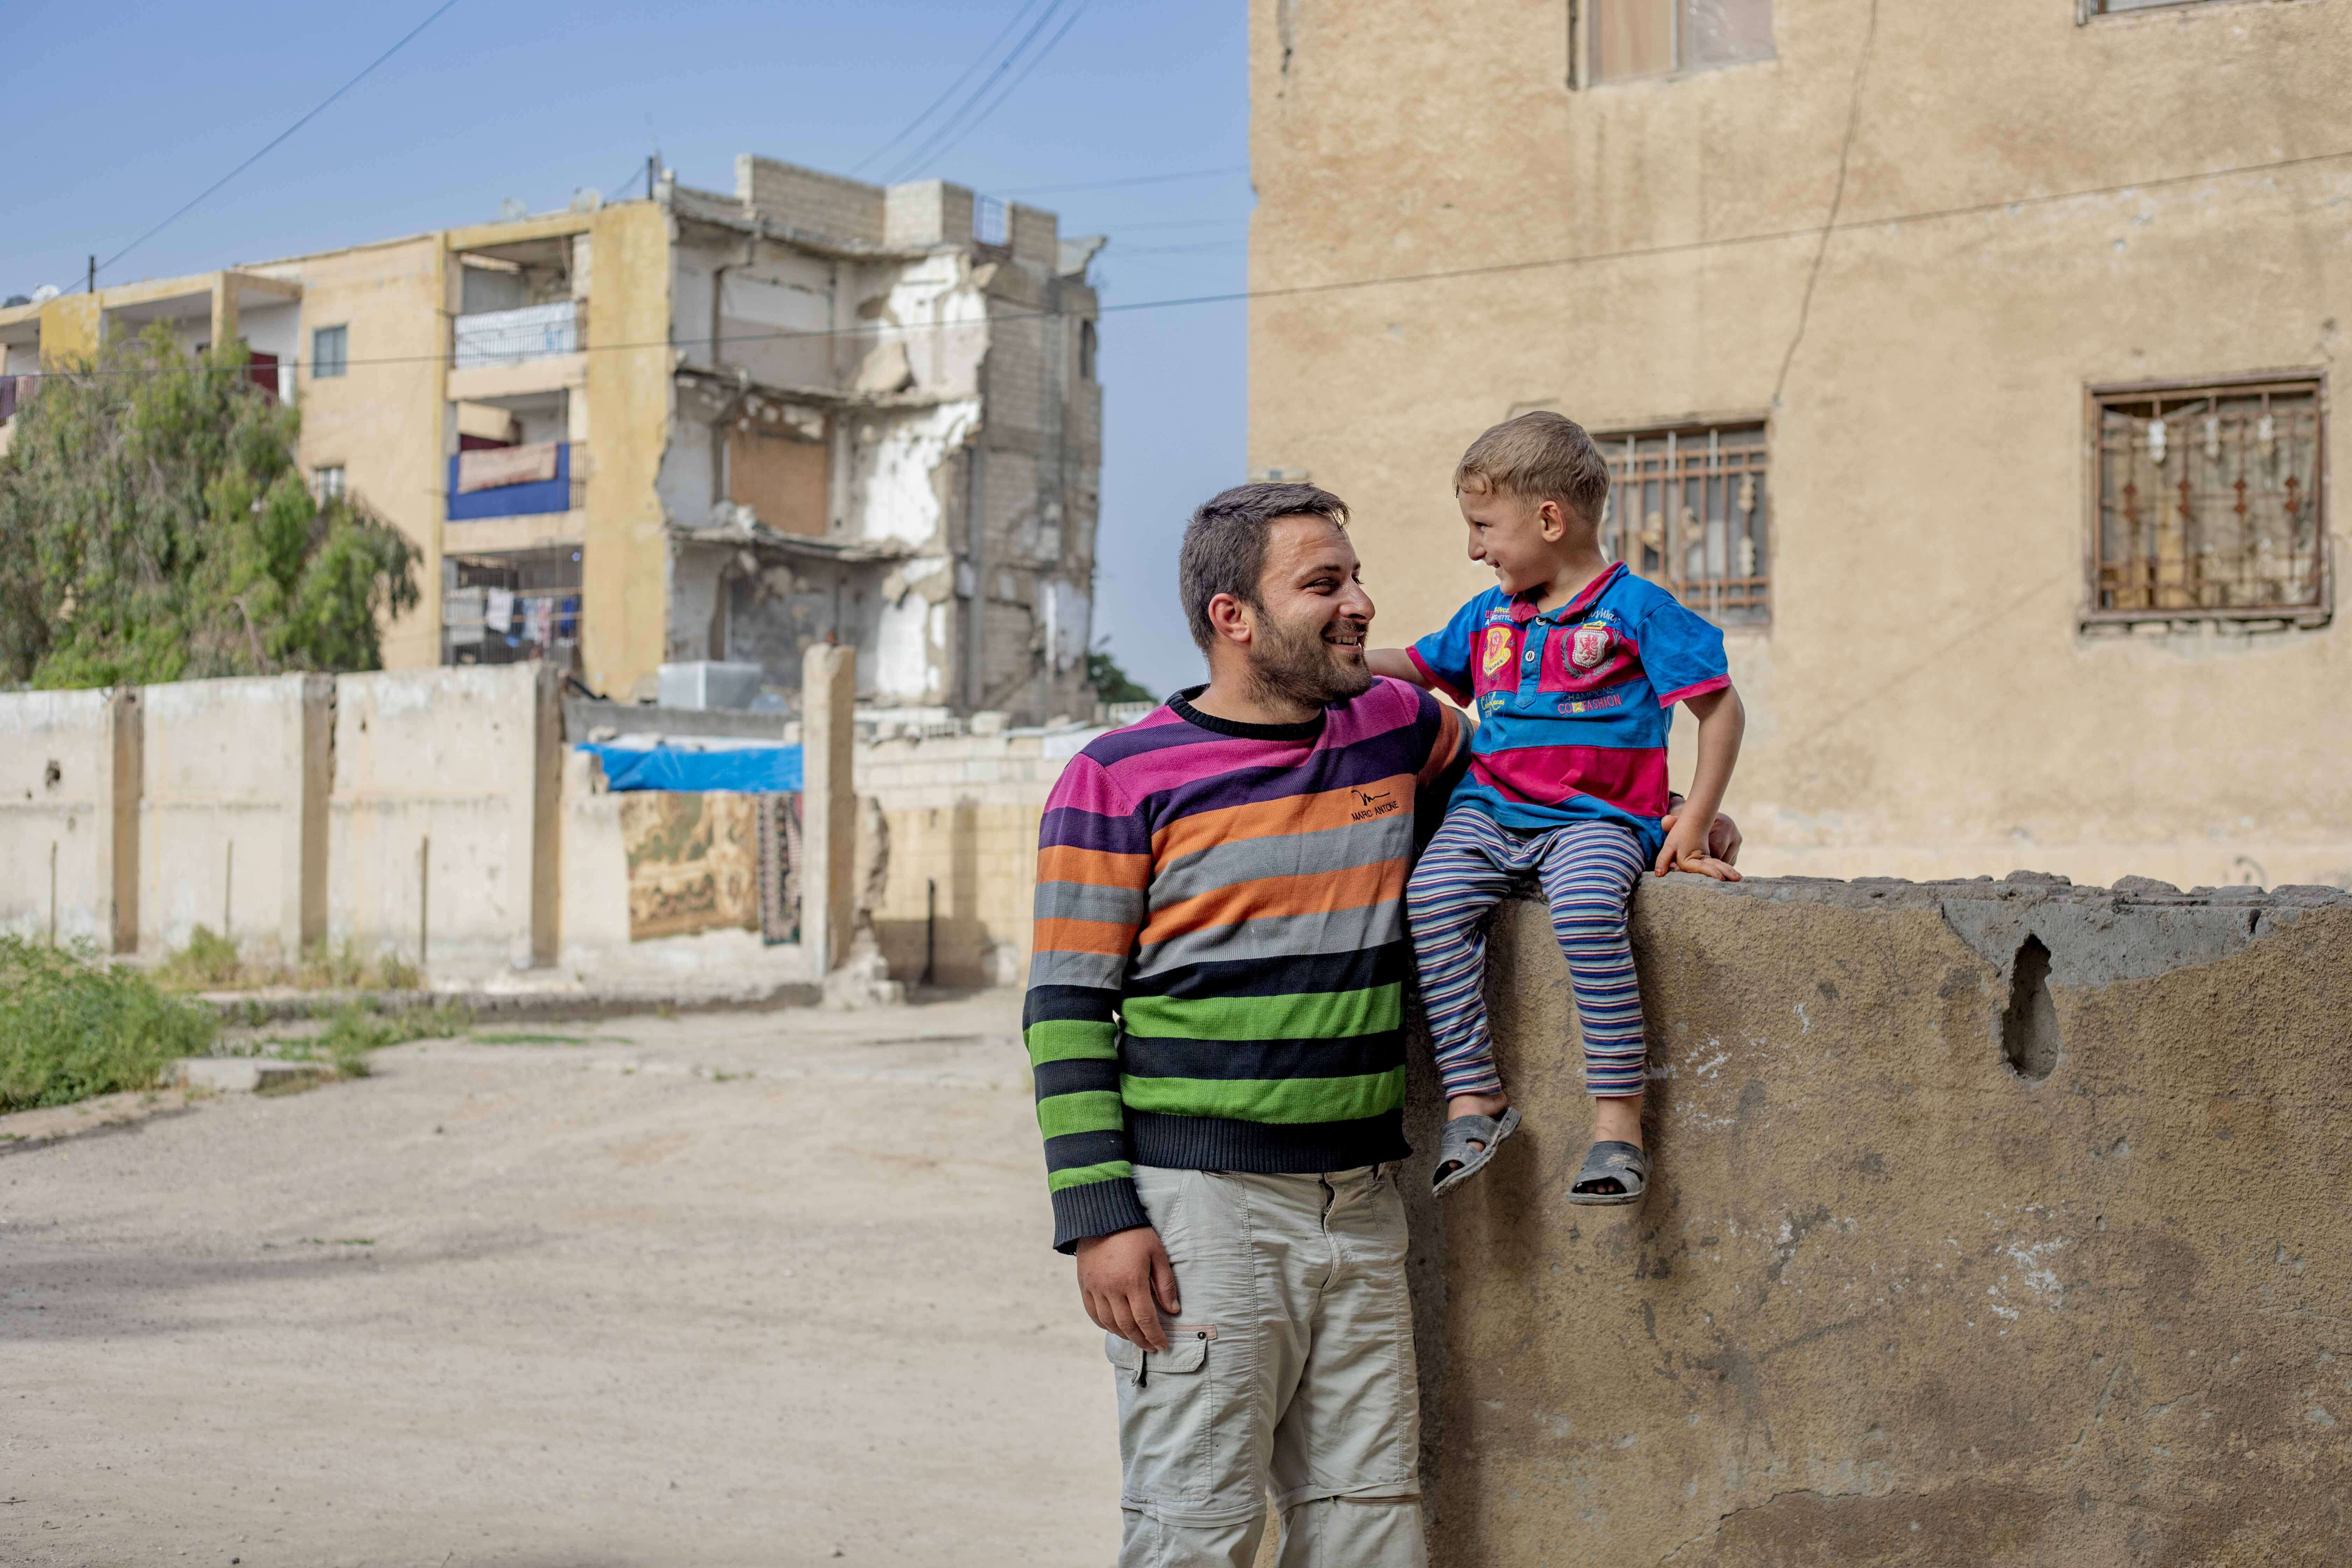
{"left": 1407, "top": 873, "right": 2352, "bottom": 1566}
{"left": 735, "top": 155, "right": 885, "bottom": 246}
{"left": 854, "top": 727, "right": 1099, "bottom": 986}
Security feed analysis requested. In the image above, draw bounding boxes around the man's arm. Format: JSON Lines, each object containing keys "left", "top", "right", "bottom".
{"left": 1023, "top": 754, "right": 1174, "bottom": 1349}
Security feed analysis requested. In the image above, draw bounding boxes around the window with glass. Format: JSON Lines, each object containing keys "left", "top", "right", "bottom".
{"left": 1599, "top": 423, "right": 1770, "bottom": 625}
{"left": 312, "top": 324, "right": 348, "bottom": 379}
{"left": 2089, "top": 378, "right": 2328, "bottom": 626}
{"left": 1588, "top": 0, "right": 1773, "bottom": 83}
{"left": 312, "top": 465, "right": 346, "bottom": 501}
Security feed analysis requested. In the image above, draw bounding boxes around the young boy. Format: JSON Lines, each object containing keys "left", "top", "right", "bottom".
{"left": 1366, "top": 411, "right": 1745, "bottom": 1204}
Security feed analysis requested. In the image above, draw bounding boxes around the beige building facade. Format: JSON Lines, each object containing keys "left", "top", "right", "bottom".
{"left": 1248, "top": 0, "right": 2352, "bottom": 889}
{"left": 1, "top": 156, "right": 1104, "bottom": 724}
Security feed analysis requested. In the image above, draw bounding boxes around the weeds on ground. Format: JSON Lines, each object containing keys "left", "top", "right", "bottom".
{"left": 260, "top": 1001, "right": 476, "bottom": 1079}
{"left": 155, "top": 928, "right": 424, "bottom": 994}
{"left": 0, "top": 937, "right": 217, "bottom": 1113}
{"left": 153, "top": 925, "right": 246, "bottom": 989}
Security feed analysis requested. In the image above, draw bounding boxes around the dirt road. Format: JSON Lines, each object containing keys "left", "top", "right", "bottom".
{"left": 0, "top": 993, "right": 1119, "bottom": 1567}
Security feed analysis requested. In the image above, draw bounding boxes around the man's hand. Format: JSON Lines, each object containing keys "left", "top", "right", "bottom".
{"left": 1075, "top": 1226, "right": 1180, "bottom": 1351}
{"left": 1653, "top": 811, "right": 1741, "bottom": 881}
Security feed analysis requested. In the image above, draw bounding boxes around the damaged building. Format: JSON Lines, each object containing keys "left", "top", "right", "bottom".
{"left": 0, "top": 155, "right": 1105, "bottom": 722}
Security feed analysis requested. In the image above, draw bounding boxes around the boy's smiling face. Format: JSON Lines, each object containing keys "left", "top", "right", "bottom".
{"left": 1458, "top": 480, "right": 1574, "bottom": 598}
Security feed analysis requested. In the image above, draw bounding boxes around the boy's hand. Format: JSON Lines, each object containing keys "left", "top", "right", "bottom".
{"left": 1653, "top": 813, "right": 1742, "bottom": 881}
{"left": 1075, "top": 1226, "right": 1180, "bottom": 1351}
{"left": 1660, "top": 805, "right": 1742, "bottom": 866}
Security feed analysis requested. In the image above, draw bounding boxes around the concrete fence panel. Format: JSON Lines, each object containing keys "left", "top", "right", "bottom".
{"left": 139, "top": 674, "right": 331, "bottom": 961}
{"left": 0, "top": 687, "right": 138, "bottom": 950}
{"left": 1410, "top": 874, "right": 2352, "bottom": 1566}
{"left": 327, "top": 663, "right": 559, "bottom": 979}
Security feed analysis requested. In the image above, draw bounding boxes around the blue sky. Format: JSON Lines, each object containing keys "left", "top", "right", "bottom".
{"left": 5, "top": 0, "right": 1244, "bottom": 696}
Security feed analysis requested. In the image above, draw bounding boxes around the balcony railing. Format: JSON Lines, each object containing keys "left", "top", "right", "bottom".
{"left": 452, "top": 301, "right": 581, "bottom": 371}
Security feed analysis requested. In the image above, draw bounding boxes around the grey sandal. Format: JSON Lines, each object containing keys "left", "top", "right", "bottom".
{"left": 1431, "top": 1107, "right": 1522, "bottom": 1197}
{"left": 1566, "top": 1140, "right": 1650, "bottom": 1205}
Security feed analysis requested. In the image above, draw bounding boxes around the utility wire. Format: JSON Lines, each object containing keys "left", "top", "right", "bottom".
{"left": 41, "top": 142, "right": 2352, "bottom": 378}
{"left": 898, "top": 2, "right": 1090, "bottom": 180}
{"left": 882, "top": 0, "right": 1077, "bottom": 185}
{"left": 850, "top": 0, "right": 1053, "bottom": 176}
{"left": 996, "top": 165, "right": 1250, "bottom": 196}
{"left": 91, "top": 0, "right": 464, "bottom": 285}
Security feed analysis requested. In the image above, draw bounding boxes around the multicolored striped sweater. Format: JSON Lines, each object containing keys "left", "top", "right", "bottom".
{"left": 1022, "top": 678, "right": 1463, "bottom": 1251}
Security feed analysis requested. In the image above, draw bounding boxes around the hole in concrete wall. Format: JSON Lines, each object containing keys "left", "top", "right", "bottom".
{"left": 2002, "top": 935, "right": 2062, "bottom": 1084}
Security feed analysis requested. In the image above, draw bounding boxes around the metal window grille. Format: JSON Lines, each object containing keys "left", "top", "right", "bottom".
{"left": 2089, "top": 379, "right": 2328, "bottom": 625}
{"left": 1600, "top": 423, "right": 1770, "bottom": 625}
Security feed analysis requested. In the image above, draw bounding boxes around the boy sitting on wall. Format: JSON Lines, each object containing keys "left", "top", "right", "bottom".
{"left": 1368, "top": 411, "right": 1746, "bottom": 1204}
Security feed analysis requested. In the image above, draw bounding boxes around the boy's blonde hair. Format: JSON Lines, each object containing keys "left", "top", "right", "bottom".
{"left": 1454, "top": 411, "right": 1611, "bottom": 525}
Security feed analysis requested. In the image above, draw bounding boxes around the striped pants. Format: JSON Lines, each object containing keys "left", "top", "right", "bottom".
{"left": 1405, "top": 811, "right": 1649, "bottom": 1101}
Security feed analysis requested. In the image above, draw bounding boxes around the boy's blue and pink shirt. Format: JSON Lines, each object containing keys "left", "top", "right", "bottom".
{"left": 1406, "top": 563, "right": 1729, "bottom": 859}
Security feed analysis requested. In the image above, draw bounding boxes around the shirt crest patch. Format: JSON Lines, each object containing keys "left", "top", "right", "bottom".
{"left": 1480, "top": 625, "right": 1514, "bottom": 677}
{"left": 1569, "top": 624, "right": 1614, "bottom": 671}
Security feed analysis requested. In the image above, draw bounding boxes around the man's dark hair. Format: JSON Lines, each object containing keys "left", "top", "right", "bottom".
{"left": 1178, "top": 482, "right": 1351, "bottom": 655}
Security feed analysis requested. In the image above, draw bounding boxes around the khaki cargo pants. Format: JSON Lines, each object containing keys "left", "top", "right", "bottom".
{"left": 1108, "top": 1163, "right": 1426, "bottom": 1568}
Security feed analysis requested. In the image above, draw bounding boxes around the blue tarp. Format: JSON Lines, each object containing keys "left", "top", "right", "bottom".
{"left": 578, "top": 742, "right": 802, "bottom": 793}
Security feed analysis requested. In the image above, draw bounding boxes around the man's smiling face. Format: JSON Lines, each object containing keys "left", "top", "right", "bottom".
{"left": 1242, "top": 514, "right": 1377, "bottom": 709}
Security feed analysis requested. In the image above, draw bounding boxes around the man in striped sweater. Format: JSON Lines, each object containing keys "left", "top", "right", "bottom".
{"left": 1024, "top": 483, "right": 1463, "bottom": 1567}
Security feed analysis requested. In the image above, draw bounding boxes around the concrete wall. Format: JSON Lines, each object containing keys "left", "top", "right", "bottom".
{"left": 138, "top": 674, "right": 330, "bottom": 960}
{"left": 854, "top": 724, "right": 1102, "bottom": 986}
{"left": 1247, "top": 0, "right": 2352, "bottom": 889}
{"left": 327, "top": 663, "right": 559, "bottom": 979}
{"left": 1407, "top": 872, "right": 2352, "bottom": 1565}
{"left": 0, "top": 688, "right": 137, "bottom": 949}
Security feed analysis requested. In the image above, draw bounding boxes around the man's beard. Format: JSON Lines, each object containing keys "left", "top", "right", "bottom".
{"left": 1247, "top": 611, "right": 1374, "bottom": 711}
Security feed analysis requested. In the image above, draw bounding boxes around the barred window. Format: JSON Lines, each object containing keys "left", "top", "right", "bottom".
{"left": 1599, "top": 423, "right": 1769, "bottom": 626}
{"left": 2090, "top": 379, "right": 2328, "bottom": 626}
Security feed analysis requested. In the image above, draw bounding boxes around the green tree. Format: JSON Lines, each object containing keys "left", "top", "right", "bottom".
{"left": 0, "top": 325, "right": 421, "bottom": 688}
{"left": 1087, "top": 642, "right": 1155, "bottom": 705}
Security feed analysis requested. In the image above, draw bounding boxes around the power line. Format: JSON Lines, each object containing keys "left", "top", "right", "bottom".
{"left": 899, "top": 2, "right": 1091, "bottom": 179}
{"left": 995, "top": 165, "right": 1250, "bottom": 196}
{"left": 1091, "top": 216, "right": 1250, "bottom": 233}
{"left": 91, "top": 0, "right": 465, "bottom": 285}
{"left": 849, "top": 0, "right": 1054, "bottom": 177}
{"left": 36, "top": 142, "right": 2352, "bottom": 378}
{"left": 882, "top": 0, "right": 1080, "bottom": 185}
